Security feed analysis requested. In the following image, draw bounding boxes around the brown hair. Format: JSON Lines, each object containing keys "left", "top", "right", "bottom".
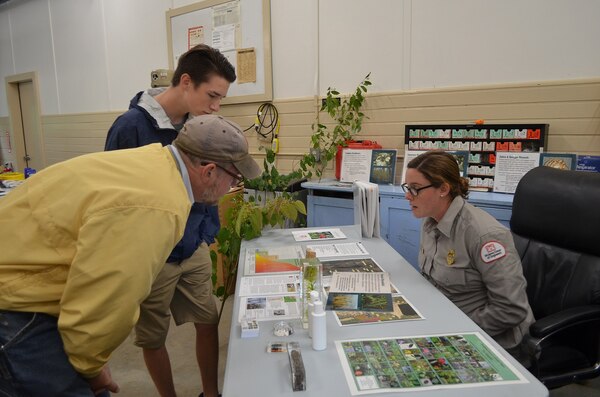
{"left": 171, "top": 44, "right": 236, "bottom": 87}
{"left": 407, "top": 150, "right": 469, "bottom": 199}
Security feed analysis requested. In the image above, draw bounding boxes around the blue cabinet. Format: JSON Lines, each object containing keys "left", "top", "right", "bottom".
{"left": 306, "top": 194, "right": 354, "bottom": 227}
{"left": 302, "top": 180, "right": 514, "bottom": 270}
{"left": 380, "top": 195, "right": 422, "bottom": 268}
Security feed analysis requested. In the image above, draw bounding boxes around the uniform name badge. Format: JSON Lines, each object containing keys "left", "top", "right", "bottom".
{"left": 480, "top": 241, "right": 506, "bottom": 263}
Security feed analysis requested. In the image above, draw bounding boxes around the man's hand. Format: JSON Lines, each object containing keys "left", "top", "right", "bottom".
{"left": 87, "top": 366, "right": 120, "bottom": 395}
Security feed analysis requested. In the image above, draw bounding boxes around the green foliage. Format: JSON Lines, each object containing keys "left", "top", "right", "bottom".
{"left": 210, "top": 193, "right": 306, "bottom": 322}
{"left": 244, "top": 147, "right": 304, "bottom": 193}
{"left": 298, "top": 73, "right": 372, "bottom": 179}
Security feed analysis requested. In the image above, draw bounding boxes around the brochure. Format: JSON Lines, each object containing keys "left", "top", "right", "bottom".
{"left": 339, "top": 148, "right": 398, "bottom": 185}
{"left": 334, "top": 295, "right": 424, "bottom": 326}
{"left": 340, "top": 149, "right": 372, "bottom": 183}
{"left": 238, "top": 294, "right": 302, "bottom": 323}
{"left": 325, "top": 272, "right": 394, "bottom": 312}
{"left": 540, "top": 152, "right": 577, "bottom": 170}
{"left": 369, "top": 149, "right": 398, "bottom": 185}
{"left": 329, "top": 272, "right": 391, "bottom": 294}
{"left": 238, "top": 274, "right": 301, "bottom": 296}
{"left": 576, "top": 155, "right": 600, "bottom": 173}
{"left": 321, "top": 257, "right": 384, "bottom": 277}
{"left": 493, "top": 152, "right": 540, "bottom": 193}
{"left": 336, "top": 333, "right": 527, "bottom": 395}
{"left": 291, "top": 228, "right": 347, "bottom": 242}
{"left": 244, "top": 245, "right": 304, "bottom": 275}
{"left": 305, "top": 242, "right": 369, "bottom": 258}
{"left": 326, "top": 292, "right": 393, "bottom": 313}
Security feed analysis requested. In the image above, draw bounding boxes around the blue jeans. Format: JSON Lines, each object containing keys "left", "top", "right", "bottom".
{"left": 0, "top": 310, "right": 109, "bottom": 397}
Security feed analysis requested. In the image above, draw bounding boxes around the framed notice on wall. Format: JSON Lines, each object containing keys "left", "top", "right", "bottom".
{"left": 166, "top": 0, "right": 272, "bottom": 105}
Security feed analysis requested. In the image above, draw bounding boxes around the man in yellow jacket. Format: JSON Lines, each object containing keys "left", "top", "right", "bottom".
{"left": 0, "top": 115, "right": 260, "bottom": 396}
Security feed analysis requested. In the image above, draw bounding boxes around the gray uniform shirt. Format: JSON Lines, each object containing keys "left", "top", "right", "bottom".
{"left": 419, "top": 196, "right": 534, "bottom": 349}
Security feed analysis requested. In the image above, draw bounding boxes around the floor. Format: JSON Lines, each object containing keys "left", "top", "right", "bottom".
{"left": 110, "top": 296, "right": 600, "bottom": 397}
{"left": 110, "top": 297, "right": 233, "bottom": 397}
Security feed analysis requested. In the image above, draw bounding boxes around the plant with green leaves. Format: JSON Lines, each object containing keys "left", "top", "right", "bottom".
{"left": 210, "top": 191, "right": 306, "bottom": 322}
{"left": 298, "top": 73, "right": 372, "bottom": 180}
{"left": 245, "top": 146, "right": 303, "bottom": 194}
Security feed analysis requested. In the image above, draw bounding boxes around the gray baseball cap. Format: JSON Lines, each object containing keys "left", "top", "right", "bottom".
{"left": 173, "top": 115, "right": 261, "bottom": 180}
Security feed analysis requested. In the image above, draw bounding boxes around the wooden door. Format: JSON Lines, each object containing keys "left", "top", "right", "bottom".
{"left": 5, "top": 72, "right": 45, "bottom": 172}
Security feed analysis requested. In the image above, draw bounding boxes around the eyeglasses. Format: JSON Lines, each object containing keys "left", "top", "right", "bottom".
{"left": 202, "top": 162, "right": 243, "bottom": 186}
{"left": 401, "top": 183, "right": 434, "bottom": 196}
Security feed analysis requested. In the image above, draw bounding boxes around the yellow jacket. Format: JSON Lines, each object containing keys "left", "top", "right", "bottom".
{"left": 0, "top": 144, "right": 191, "bottom": 377}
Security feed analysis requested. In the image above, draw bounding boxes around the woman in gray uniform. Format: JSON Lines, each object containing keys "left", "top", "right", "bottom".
{"left": 402, "top": 150, "right": 534, "bottom": 363}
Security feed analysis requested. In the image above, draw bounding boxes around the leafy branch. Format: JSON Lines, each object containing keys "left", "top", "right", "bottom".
{"left": 298, "top": 73, "right": 372, "bottom": 179}
{"left": 210, "top": 192, "right": 306, "bottom": 322}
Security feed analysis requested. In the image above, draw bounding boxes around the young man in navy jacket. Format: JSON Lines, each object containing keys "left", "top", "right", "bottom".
{"left": 105, "top": 44, "right": 236, "bottom": 397}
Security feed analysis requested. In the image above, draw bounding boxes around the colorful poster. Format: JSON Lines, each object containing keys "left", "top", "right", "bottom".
{"left": 336, "top": 333, "right": 527, "bottom": 395}
{"left": 244, "top": 245, "right": 303, "bottom": 275}
{"left": 334, "top": 295, "right": 423, "bottom": 326}
{"left": 326, "top": 292, "right": 393, "bottom": 312}
{"left": 370, "top": 149, "right": 397, "bottom": 185}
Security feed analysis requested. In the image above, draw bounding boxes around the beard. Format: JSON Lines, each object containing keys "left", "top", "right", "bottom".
{"left": 198, "top": 181, "right": 220, "bottom": 205}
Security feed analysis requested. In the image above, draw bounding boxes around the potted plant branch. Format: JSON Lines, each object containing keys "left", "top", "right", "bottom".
{"left": 298, "top": 73, "right": 372, "bottom": 180}
{"left": 210, "top": 182, "right": 306, "bottom": 323}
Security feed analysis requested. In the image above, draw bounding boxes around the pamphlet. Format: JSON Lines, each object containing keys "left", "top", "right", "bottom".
{"left": 291, "top": 228, "right": 347, "bottom": 242}
{"left": 238, "top": 274, "right": 301, "bottom": 296}
{"left": 576, "top": 155, "right": 600, "bottom": 173}
{"left": 305, "top": 242, "right": 369, "bottom": 258}
{"left": 540, "top": 152, "right": 577, "bottom": 170}
{"left": 334, "top": 295, "right": 424, "bottom": 326}
{"left": 339, "top": 148, "right": 398, "bottom": 185}
{"left": 493, "top": 152, "right": 540, "bottom": 193}
{"left": 244, "top": 245, "right": 304, "bottom": 275}
{"left": 369, "top": 149, "right": 398, "bottom": 185}
{"left": 340, "top": 149, "right": 372, "bottom": 183}
{"left": 336, "top": 332, "right": 527, "bottom": 395}
{"left": 326, "top": 292, "right": 393, "bottom": 313}
{"left": 238, "top": 294, "right": 302, "bottom": 322}
{"left": 325, "top": 272, "right": 394, "bottom": 312}
{"left": 321, "top": 257, "right": 384, "bottom": 277}
{"left": 329, "top": 272, "right": 391, "bottom": 294}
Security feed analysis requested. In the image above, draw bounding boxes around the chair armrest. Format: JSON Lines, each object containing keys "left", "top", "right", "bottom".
{"left": 530, "top": 305, "right": 600, "bottom": 338}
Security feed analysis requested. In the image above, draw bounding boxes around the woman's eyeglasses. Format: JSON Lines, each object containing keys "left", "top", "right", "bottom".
{"left": 401, "top": 183, "right": 433, "bottom": 196}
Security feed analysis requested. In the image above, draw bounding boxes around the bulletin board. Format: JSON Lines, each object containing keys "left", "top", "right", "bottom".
{"left": 166, "top": 0, "right": 272, "bottom": 105}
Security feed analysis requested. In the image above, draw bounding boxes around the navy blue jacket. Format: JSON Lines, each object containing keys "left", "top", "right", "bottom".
{"left": 105, "top": 91, "right": 220, "bottom": 263}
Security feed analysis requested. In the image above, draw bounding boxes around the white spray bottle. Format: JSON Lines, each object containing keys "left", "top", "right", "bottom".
{"left": 311, "top": 300, "right": 327, "bottom": 351}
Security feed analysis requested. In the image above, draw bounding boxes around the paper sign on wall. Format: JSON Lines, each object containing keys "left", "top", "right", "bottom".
{"left": 340, "top": 149, "right": 397, "bottom": 185}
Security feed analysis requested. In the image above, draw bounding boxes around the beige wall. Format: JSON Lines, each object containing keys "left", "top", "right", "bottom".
{"left": 2, "top": 78, "right": 598, "bottom": 177}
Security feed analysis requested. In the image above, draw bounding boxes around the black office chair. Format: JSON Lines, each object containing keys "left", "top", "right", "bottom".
{"left": 510, "top": 166, "right": 600, "bottom": 389}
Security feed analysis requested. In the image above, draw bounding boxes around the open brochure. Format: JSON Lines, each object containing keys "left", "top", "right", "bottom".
{"left": 329, "top": 272, "right": 392, "bottom": 294}
{"left": 325, "top": 272, "right": 394, "bottom": 312}
{"left": 305, "top": 242, "right": 369, "bottom": 258}
{"left": 291, "top": 228, "right": 347, "bottom": 242}
{"left": 238, "top": 294, "right": 301, "bottom": 323}
{"left": 321, "top": 257, "right": 383, "bottom": 277}
{"left": 238, "top": 274, "right": 301, "bottom": 296}
{"left": 334, "top": 294, "right": 424, "bottom": 326}
{"left": 244, "top": 245, "right": 304, "bottom": 275}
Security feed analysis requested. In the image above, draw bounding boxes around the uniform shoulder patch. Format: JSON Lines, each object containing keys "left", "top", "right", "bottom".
{"left": 480, "top": 241, "right": 506, "bottom": 263}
